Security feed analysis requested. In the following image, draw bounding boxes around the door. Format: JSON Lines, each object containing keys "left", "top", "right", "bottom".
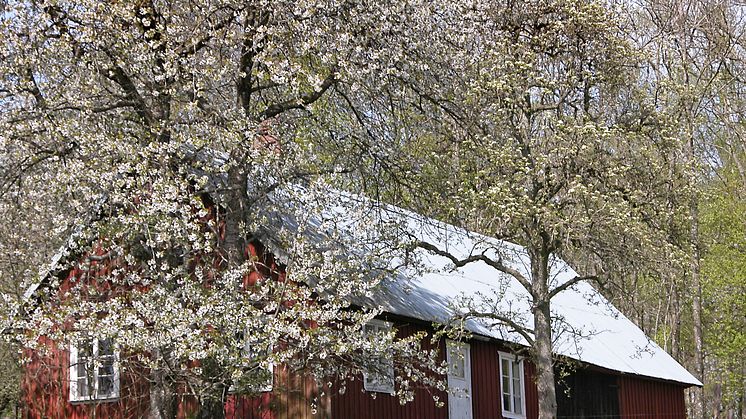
{"left": 446, "top": 340, "right": 473, "bottom": 419}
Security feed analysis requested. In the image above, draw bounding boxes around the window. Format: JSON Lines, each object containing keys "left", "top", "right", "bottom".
{"left": 69, "top": 338, "right": 119, "bottom": 402}
{"left": 499, "top": 351, "right": 525, "bottom": 418}
{"left": 363, "top": 320, "right": 395, "bottom": 394}
{"left": 231, "top": 332, "right": 274, "bottom": 393}
{"left": 241, "top": 339, "right": 274, "bottom": 393}
{"left": 447, "top": 342, "right": 466, "bottom": 379}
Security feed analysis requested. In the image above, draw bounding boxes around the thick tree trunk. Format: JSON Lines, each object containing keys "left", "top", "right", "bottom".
{"left": 534, "top": 301, "right": 557, "bottom": 419}
{"left": 531, "top": 248, "right": 557, "bottom": 419}
{"left": 148, "top": 350, "right": 178, "bottom": 419}
{"left": 195, "top": 162, "right": 249, "bottom": 419}
{"left": 224, "top": 163, "right": 250, "bottom": 267}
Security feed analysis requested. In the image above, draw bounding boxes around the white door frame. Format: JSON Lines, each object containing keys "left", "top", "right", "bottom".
{"left": 446, "top": 340, "right": 474, "bottom": 419}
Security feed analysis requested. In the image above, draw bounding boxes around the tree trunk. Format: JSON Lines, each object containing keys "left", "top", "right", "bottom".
{"left": 531, "top": 248, "right": 557, "bottom": 419}
{"left": 687, "top": 129, "right": 706, "bottom": 419}
{"left": 195, "top": 162, "right": 249, "bottom": 419}
{"left": 148, "top": 350, "right": 178, "bottom": 419}
{"left": 223, "top": 163, "right": 250, "bottom": 267}
{"left": 534, "top": 301, "right": 557, "bottom": 419}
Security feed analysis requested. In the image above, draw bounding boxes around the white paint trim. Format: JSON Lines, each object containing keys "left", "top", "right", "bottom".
{"left": 69, "top": 339, "right": 120, "bottom": 403}
{"left": 446, "top": 340, "right": 473, "bottom": 419}
{"left": 498, "top": 351, "right": 526, "bottom": 419}
{"left": 363, "top": 319, "right": 395, "bottom": 394}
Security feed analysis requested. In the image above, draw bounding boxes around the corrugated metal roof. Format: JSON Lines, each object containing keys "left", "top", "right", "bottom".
{"left": 361, "top": 210, "right": 702, "bottom": 387}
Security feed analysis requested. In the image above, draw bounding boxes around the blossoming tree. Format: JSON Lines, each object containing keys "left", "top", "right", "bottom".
{"left": 0, "top": 0, "right": 466, "bottom": 416}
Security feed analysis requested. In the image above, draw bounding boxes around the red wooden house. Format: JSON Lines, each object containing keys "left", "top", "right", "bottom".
{"left": 20, "top": 190, "right": 701, "bottom": 419}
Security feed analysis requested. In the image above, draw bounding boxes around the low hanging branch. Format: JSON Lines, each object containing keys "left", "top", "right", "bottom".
{"left": 548, "top": 275, "right": 599, "bottom": 299}
{"left": 461, "top": 309, "right": 536, "bottom": 345}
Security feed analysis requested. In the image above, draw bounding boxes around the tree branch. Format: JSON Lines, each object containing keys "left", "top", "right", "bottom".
{"left": 259, "top": 73, "right": 336, "bottom": 119}
{"left": 462, "top": 310, "right": 535, "bottom": 345}
{"left": 415, "top": 241, "right": 533, "bottom": 291}
{"left": 548, "top": 275, "right": 598, "bottom": 299}
{"left": 101, "top": 60, "right": 155, "bottom": 126}
{"left": 25, "top": 68, "right": 47, "bottom": 109}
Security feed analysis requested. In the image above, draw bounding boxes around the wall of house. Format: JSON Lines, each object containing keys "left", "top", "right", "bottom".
{"left": 618, "top": 375, "right": 687, "bottom": 419}
{"left": 470, "top": 339, "right": 539, "bottom": 419}
{"left": 328, "top": 321, "right": 448, "bottom": 419}
{"left": 556, "top": 366, "right": 621, "bottom": 418}
{"left": 22, "top": 253, "right": 329, "bottom": 419}
{"left": 326, "top": 329, "right": 544, "bottom": 419}
{"left": 21, "top": 337, "right": 151, "bottom": 419}
{"left": 222, "top": 365, "right": 331, "bottom": 419}
{"left": 22, "top": 338, "right": 328, "bottom": 419}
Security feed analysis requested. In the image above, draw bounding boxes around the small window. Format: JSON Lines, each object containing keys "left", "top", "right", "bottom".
{"left": 363, "top": 320, "right": 395, "bottom": 394}
{"left": 447, "top": 343, "right": 466, "bottom": 379}
{"left": 69, "top": 338, "right": 119, "bottom": 402}
{"left": 499, "top": 352, "right": 525, "bottom": 418}
{"left": 241, "top": 339, "right": 274, "bottom": 393}
{"left": 231, "top": 332, "right": 274, "bottom": 393}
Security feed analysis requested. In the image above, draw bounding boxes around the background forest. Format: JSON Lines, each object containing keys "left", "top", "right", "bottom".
{"left": 0, "top": 0, "right": 744, "bottom": 417}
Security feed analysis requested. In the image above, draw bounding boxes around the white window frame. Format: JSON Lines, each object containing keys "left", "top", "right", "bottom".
{"left": 241, "top": 338, "right": 274, "bottom": 393}
{"left": 229, "top": 331, "right": 274, "bottom": 394}
{"left": 362, "top": 319, "right": 395, "bottom": 394}
{"left": 69, "top": 338, "right": 120, "bottom": 402}
{"left": 498, "top": 351, "right": 526, "bottom": 419}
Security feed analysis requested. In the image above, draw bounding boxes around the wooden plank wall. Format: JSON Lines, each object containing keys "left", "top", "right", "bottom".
{"left": 618, "top": 375, "right": 687, "bottom": 419}
{"left": 329, "top": 322, "right": 448, "bottom": 419}
{"left": 470, "top": 340, "right": 539, "bottom": 419}
{"left": 22, "top": 339, "right": 150, "bottom": 419}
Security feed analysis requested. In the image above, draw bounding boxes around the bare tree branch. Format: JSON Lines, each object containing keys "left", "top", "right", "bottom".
{"left": 548, "top": 275, "right": 598, "bottom": 299}
{"left": 414, "top": 240, "right": 533, "bottom": 291}
{"left": 462, "top": 310, "right": 535, "bottom": 345}
{"left": 101, "top": 59, "right": 155, "bottom": 126}
{"left": 259, "top": 73, "right": 336, "bottom": 119}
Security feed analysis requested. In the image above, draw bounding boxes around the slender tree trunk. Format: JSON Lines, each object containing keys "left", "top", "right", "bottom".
{"left": 531, "top": 248, "right": 557, "bottom": 419}
{"left": 691, "top": 223, "right": 705, "bottom": 419}
{"left": 687, "top": 128, "right": 706, "bottom": 419}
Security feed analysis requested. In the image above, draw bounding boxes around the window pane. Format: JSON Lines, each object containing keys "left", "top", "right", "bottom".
{"left": 77, "top": 362, "right": 88, "bottom": 380}
{"left": 515, "top": 395, "right": 523, "bottom": 414}
{"left": 98, "top": 376, "right": 114, "bottom": 396}
{"left": 503, "top": 393, "right": 511, "bottom": 411}
{"left": 512, "top": 361, "right": 520, "bottom": 379}
{"left": 98, "top": 338, "right": 114, "bottom": 356}
{"left": 78, "top": 377, "right": 88, "bottom": 397}
{"left": 79, "top": 341, "right": 93, "bottom": 358}
{"left": 99, "top": 363, "right": 114, "bottom": 377}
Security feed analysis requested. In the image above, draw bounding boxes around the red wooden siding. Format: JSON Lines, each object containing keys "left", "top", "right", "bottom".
{"left": 329, "top": 322, "right": 448, "bottom": 419}
{"left": 522, "top": 359, "right": 540, "bottom": 419}
{"left": 618, "top": 375, "right": 687, "bottom": 419}
{"left": 470, "top": 340, "right": 539, "bottom": 419}
{"left": 469, "top": 340, "right": 501, "bottom": 418}
{"left": 223, "top": 366, "right": 330, "bottom": 419}
{"left": 22, "top": 338, "right": 150, "bottom": 419}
